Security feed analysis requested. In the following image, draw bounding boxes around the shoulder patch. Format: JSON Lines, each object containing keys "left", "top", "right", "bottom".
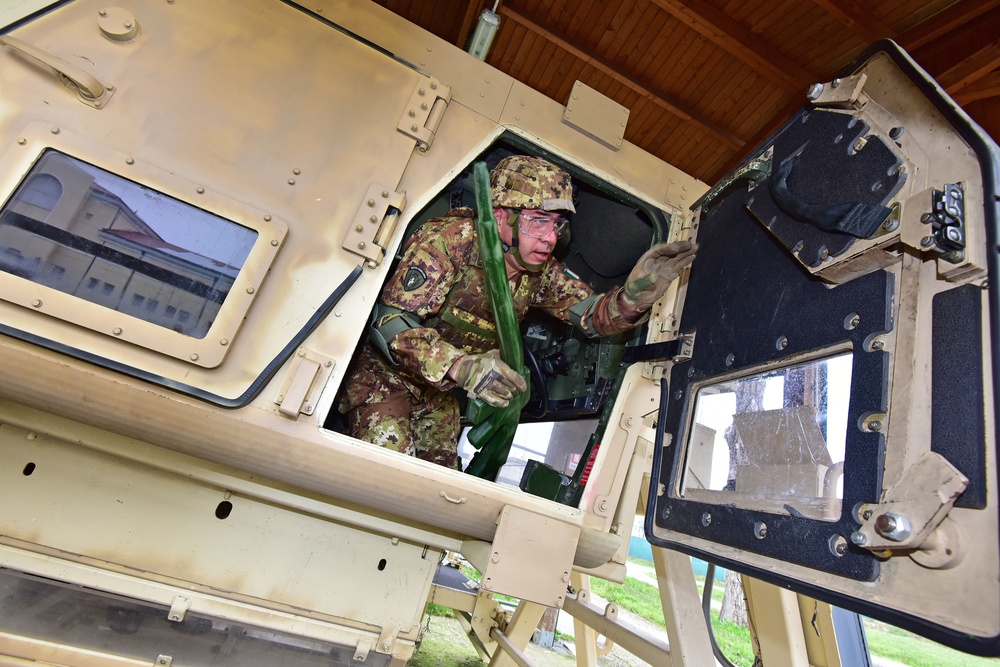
{"left": 402, "top": 266, "right": 427, "bottom": 291}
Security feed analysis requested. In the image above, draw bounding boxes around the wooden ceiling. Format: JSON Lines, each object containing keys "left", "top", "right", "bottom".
{"left": 371, "top": 0, "right": 1000, "bottom": 186}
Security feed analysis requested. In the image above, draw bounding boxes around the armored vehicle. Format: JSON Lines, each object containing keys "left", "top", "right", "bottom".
{"left": 0, "top": 1, "right": 997, "bottom": 665}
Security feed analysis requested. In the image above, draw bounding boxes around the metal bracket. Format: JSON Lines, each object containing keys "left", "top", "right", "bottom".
{"left": 166, "top": 595, "right": 191, "bottom": 622}
{"left": 806, "top": 73, "right": 868, "bottom": 109}
{"left": 920, "top": 183, "right": 966, "bottom": 263}
{"left": 396, "top": 76, "right": 451, "bottom": 153}
{"left": 342, "top": 184, "right": 407, "bottom": 265}
{"left": 353, "top": 638, "right": 372, "bottom": 662}
{"left": 274, "top": 348, "right": 334, "bottom": 418}
{"left": 850, "top": 451, "right": 968, "bottom": 552}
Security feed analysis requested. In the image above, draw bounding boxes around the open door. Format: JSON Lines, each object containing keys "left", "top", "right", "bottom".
{"left": 646, "top": 41, "right": 1000, "bottom": 655}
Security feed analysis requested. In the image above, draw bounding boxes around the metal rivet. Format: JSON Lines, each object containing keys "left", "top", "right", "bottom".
{"left": 263, "top": 214, "right": 272, "bottom": 221}
{"left": 867, "top": 420, "right": 882, "bottom": 431}
{"left": 418, "top": 88, "right": 425, "bottom": 96}
{"left": 421, "top": 102, "right": 428, "bottom": 110}
{"left": 287, "top": 178, "right": 295, "bottom": 185}
{"left": 99, "top": 9, "right": 107, "bottom": 16}
{"left": 358, "top": 241, "right": 366, "bottom": 249}
{"left": 381, "top": 190, "right": 389, "bottom": 198}
{"left": 297, "top": 350, "right": 306, "bottom": 357}
{"left": 411, "top": 124, "right": 419, "bottom": 132}
{"left": 367, "top": 199, "right": 376, "bottom": 207}
{"left": 17, "top": 138, "right": 26, "bottom": 145}
{"left": 408, "top": 109, "right": 416, "bottom": 117}
{"left": 246, "top": 287, "right": 255, "bottom": 294}
{"left": 124, "top": 20, "right": 133, "bottom": 28}
{"left": 370, "top": 215, "right": 378, "bottom": 223}
{"left": 125, "top": 157, "right": 134, "bottom": 165}
{"left": 31, "top": 299, "right": 42, "bottom": 308}
{"left": 292, "top": 168, "right": 301, "bottom": 175}
{"left": 270, "top": 239, "right": 278, "bottom": 246}
{"left": 50, "top": 127, "right": 60, "bottom": 134}
{"left": 776, "top": 335, "right": 788, "bottom": 350}
{"left": 220, "top": 338, "right": 228, "bottom": 346}
{"left": 196, "top": 187, "right": 205, "bottom": 194}
{"left": 754, "top": 522, "right": 767, "bottom": 539}
{"left": 430, "top": 82, "right": 437, "bottom": 90}
{"left": 190, "top": 353, "right": 199, "bottom": 361}
{"left": 871, "top": 339, "right": 884, "bottom": 351}
{"left": 113, "top": 327, "right": 123, "bottom": 335}
{"left": 355, "top": 225, "right": 364, "bottom": 232}
{"left": 701, "top": 512, "right": 712, "bottom": 527}
{"left": 334, "top": 311, "right": 342, "bottom": 317}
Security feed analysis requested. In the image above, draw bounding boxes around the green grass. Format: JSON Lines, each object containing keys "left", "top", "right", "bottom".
{"left": 862, "top": 618, "right": 1000, "bottom": 667}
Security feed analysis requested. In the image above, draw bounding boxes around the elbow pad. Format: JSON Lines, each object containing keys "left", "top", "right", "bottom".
{"left": 368, "top": 303, "right": 422, "bottom": 365}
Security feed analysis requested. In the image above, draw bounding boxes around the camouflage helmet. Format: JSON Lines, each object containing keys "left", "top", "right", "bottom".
{"left": 490, "top": 156, "right": 576, "bottom": 213}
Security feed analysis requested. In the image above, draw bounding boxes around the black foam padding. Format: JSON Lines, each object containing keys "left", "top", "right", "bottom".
{"left": 932, "top": 284, "right": 987, "bottom": 509}
{"left": 747, "top": 109, "right": 905, "bottom": 267}
{"left": 563, "top": 190, "right": 652, "bottom": 292}
{"left": 650, "top": 182, "right": 894, "bottom": 581}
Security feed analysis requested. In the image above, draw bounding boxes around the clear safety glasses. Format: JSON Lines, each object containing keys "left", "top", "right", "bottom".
{"left": 517, "top": 210, "right": 569, "bottom": 239}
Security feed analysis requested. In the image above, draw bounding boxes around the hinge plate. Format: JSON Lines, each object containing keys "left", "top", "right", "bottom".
{"left": 396, "top": 76, "right": 451, "bottom": 152}
{"left": 342, "top": 183, "right": 406, "bottom": 264}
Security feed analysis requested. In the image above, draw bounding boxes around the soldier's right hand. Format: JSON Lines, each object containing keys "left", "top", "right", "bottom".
{"left": 449, "top": 350, "right": 527, "bottom": 408}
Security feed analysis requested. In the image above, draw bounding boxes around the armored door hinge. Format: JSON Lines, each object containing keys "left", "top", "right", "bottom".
{"left": 849, "top": 451, "right": 968, "bottom": 556}
{"left": 342, "top": 184, "right": 407, "bottom": 265}
{"left": 806, "top": 73, "right": 868, "bottom": 109}
{"left": 274, "top": 348, "right": 334, "bottom": 419}
{"left": 397, "top": 76, "right": 451, "bottom": 153}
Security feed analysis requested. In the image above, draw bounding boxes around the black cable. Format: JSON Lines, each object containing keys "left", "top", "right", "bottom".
{"left": 703, "top": 563, "right": 741, "bottom": 667}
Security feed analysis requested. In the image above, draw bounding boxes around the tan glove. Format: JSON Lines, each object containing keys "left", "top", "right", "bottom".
{"left": 623, "top": 240, "right": 697, "bottom": 312}
{"left": 448, "top": 349, "right": 528, "bottom": 408}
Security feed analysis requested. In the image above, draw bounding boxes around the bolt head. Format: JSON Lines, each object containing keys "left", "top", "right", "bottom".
{"left": 806, "top": 83, "right": 824, "bottom": 100}
{"left": 850, "top": 531, "right": 867, "bottom": 546}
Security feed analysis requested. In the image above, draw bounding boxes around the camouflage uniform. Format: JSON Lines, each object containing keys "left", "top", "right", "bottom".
{"left": 339, "top": 208, "right": 646, "bottom": 468}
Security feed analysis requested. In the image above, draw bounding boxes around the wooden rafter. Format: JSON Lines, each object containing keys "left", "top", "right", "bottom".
{"left": 936, "top": 38, "right": 1000, "bottom": 94}
{"left": 952, "top": 70, "right": 1000, "bottom": 104}
{"left": 498, "top": 5, "right": 745, "bottom": 150}
{"left": 900, "top": 0, "right": 1000, "bottom": 51}
{"left": 647, "top": 0, "right": 814, "bottom": 95}
{"left": 455, "top": 0, "right": 484, "bottom": 51}
{"left": 809, "top": 0, "right": 896, "bottom": 43}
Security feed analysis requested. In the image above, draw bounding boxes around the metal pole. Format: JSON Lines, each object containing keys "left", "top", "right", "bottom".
{"left": 489, "top": 627, "right": 534, "bottom": 667}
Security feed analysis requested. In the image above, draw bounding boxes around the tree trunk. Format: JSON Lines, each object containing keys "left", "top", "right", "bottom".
{"left": 719, "top": 570, "right": 749, "bottom": 628}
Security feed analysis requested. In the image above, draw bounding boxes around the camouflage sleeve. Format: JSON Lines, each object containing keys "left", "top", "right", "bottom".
{"left": 379, "top": 217, "right": 474, "bottom": 389}
{"left": 533, "top": 263, "right": 647, "bottom": 336}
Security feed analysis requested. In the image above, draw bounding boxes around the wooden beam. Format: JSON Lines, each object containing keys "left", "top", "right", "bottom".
{"left": 455, "top": 0, "right": 484, "bottom": 51}
{"left": 900, "top": 0, "right": 1000, "bottom": 51}
{"left": 647, "top": 0, "right": 815, "bottom": 95}
{"left": 936, "top": 38, "right": 1000, "bottom": 94}
{"left": 808, "top": 0, "right": 896, "bottom": 43}
{"left": 952, "top": 70, "right": 1000, "bottom": 105}
{"left": 498, "top": 5, "right": 745, "bottom": 150}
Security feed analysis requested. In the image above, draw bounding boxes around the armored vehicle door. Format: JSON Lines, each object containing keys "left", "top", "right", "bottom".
{"left": 645, "top": 42, "right": 1000, "bottom": 655}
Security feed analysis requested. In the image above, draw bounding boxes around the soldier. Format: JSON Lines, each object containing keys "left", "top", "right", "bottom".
{"left": 338, "top": 156, "right": 696, "bottom": 468}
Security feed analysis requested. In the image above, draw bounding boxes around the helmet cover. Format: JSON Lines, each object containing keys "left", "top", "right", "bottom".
{"left": 490, "top": 156, "right": 576, "bottom": 213}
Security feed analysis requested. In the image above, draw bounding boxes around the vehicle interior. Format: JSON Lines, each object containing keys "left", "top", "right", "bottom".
{"left": 325, "top": 134, "right": 673, "bottom": 500}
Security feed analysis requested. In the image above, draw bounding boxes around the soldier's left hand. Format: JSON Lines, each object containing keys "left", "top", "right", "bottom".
{"left": 623, "top": 240, "right": 697, "bottom": 312}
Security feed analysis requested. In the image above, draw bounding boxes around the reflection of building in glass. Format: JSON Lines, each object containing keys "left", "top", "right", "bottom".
{"left": 0, "top": 151, "right": 247, "bottom": 339}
